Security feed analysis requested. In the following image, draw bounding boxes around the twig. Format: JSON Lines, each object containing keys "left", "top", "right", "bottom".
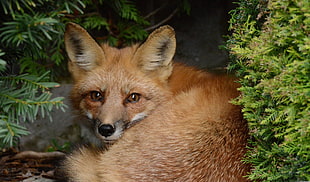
{"left": 64, "top": 12, "right": 101, "bottom": 18}
{"left": 143, "top": 3, "right": 168, "bottom": 19}
{"left": 145, "top": 8, "right": 179, "bottom": 31}
{"left": 11, "top": 151, "right": 65, "bottom": 160}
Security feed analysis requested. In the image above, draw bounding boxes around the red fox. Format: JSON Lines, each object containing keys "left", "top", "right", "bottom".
{"left": 63, "top": 23, "right": 250, "bottom": 181}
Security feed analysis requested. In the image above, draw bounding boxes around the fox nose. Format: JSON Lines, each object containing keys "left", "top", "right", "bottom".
{"left": 98, "top": 124, "right": 115, "bottom": 137}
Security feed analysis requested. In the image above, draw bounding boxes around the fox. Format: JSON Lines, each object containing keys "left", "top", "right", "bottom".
{"left": 63, "top": 22, "right": 250, "bottom": 181}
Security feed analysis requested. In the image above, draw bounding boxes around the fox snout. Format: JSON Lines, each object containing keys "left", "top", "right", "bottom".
{"left": 92, "top": 119, "right": 126, "bottom": 142}
{"left": 93, "top": 112, "right": 148, "bottom": 141}
{"left": 98, "top": 124, "right": 115, "bottom": 137}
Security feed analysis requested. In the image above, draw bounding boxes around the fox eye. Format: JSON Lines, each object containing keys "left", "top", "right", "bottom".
{"left": 90, "top": 91, "right": 104, "bottom": 102}
{"left": 126, "top": 93, "right": 141, "bottom": 103}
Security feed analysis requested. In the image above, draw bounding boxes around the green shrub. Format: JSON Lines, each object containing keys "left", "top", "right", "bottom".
{"left": 227, "top": 0, "right": 310, "bottom": 181}
{"left": 0, "top": 0, "right": 73, "bottom": 148}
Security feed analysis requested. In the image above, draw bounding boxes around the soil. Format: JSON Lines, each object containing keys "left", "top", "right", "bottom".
{"left": 0, "top": 148, "right": 67, "bottom": 182}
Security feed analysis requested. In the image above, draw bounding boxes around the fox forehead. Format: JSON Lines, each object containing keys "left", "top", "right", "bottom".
{"left": 101, "top": 44, "right": 139, "bottom": 62}
{"left": 73, "top": 43, "right": 147, "bottom": 91}
{"left": 75, "top": 66, "right": 154, "bottom": 96}
{"left": 75, "top": 44, "right": 168, "bottom": 95}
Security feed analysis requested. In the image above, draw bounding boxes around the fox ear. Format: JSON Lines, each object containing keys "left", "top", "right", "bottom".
{"left": 64, "top": 23, "right": 105, "bottom": 72}
{"left": 133, "top": 25, "right": 176, "bottom": 82}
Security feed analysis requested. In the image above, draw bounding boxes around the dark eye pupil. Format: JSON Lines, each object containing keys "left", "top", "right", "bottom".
{"left": 131, "top": 94, "right": 137, "bottom": 100}
{"left": 127, "top": 93, "right": 140, "bottom": 103}
{"left": 90, "top": 91, "right": 103, "bottom": 101}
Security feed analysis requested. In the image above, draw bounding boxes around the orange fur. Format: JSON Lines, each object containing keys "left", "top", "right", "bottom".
{"left": 63, "top": 23, "right": 250, "bottom": 181}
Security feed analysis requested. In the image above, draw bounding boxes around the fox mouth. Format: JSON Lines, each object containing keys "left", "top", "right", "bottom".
{"left": 124, "top": 112, "right": 148, "bottom": 129}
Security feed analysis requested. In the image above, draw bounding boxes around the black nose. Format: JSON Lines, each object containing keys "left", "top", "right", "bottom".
{"left": 98, "top": 124, "right": 115, "bottom": 137}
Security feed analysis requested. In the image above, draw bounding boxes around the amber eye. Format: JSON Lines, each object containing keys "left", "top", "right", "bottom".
{"left": 90, "top": 91, "right": 104, "bottom": 102}
{"left": 126, "top": 93, "right": 141, "bottom": 103}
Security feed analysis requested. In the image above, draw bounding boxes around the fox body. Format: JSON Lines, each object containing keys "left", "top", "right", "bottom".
{"left": 64, "top": 23, "right": 250, "bottom": 181}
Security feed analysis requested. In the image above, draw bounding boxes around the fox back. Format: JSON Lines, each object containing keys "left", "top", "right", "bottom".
{"left": 64, "top": 23, "right": 250, "bottom": 181}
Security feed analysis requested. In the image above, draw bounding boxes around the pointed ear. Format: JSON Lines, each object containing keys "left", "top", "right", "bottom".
{"left": 133, "top": 25, "right": 176, "bottom": 82}
{"left": 64, "top": 23, "right": 105, "bottom": 72}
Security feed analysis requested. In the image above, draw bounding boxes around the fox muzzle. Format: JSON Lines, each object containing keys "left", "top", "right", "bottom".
{"left": 98, "top": 124, "right": 115, "bottom": 137}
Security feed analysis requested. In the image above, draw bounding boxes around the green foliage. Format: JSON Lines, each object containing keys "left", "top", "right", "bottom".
{"left": 0, "top": 0, "right": 78, "bottom": 148}
{"left": 109, "top": 0, "right": 147, "bottom": 24}
{"left": 0, "top": 0, "right": 83, "bottom": 76}
{"left": 46, "top": 139, "right": 71, "bottom": 152}
{"left": 0, "top": 72, "right": 66, "bottom": 148}
{"left": 227, "top": 0, "right": 310, "bottom": 181}
{"left": 71, "top": 0, "right": 150, "bottom": 47}
{"left": 0, "top": 51, "right": 6, "bottom": 71}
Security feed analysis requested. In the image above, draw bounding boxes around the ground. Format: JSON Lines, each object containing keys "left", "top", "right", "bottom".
{"left": 0, "top": 148, "right": 66, "bottom": 182}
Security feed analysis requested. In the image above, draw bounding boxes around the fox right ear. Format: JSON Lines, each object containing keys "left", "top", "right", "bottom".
{"left": 64, "top": 23, "right": 105, "bottom": 72}
{"left": 132, "top": 25, "right": 176, "bottom": 83}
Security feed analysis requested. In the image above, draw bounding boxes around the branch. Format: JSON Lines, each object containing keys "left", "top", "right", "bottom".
{"left": 64, "top": 12, "right": 101, "bottom": 18}
{"left": 0, "top": 92, "right": 63, "bottom": 106}
{"left": 143, "top": 3, "right": 168, "bottom": 19}
{"left": 11, "top": 151, "right": 65, "bottom": 160}
{"left": 145, "top": 8, "right": 179, "bottom": 31}
{"left": 0, "top": 74, "right": 53, "bottom": 90}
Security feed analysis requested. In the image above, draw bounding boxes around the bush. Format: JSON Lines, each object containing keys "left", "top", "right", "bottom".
{"left": 0, "top": 0, "right": 74, "bottom": 148}
{"left": 227, "top": 0, "right": 310, "bottom": 181}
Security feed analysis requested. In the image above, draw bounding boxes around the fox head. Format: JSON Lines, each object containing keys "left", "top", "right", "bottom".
{"left": 65, "top": 23, "right": 176, "bottom": 142}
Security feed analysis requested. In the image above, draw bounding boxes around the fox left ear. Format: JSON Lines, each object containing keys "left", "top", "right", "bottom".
{"left": 64, "top": 23, "right": 106, "bottom": 73}
{"left": 133, "top": 25, "right": 176, "bottom": 82}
